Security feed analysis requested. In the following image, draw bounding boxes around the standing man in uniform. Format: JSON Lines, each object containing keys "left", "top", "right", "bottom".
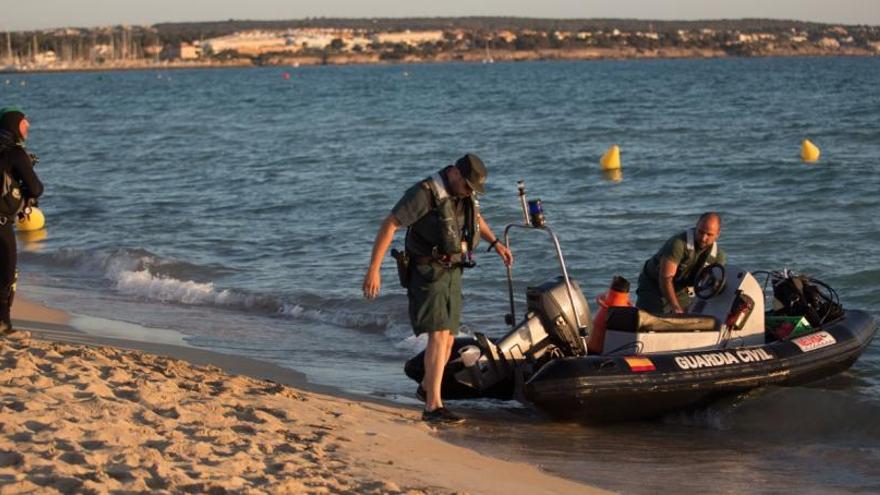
{"left": 363, "top": 153, "right": 513, "bottom": 424}
{"left": 636, "top": 212, "right": 725, "bottom": 314}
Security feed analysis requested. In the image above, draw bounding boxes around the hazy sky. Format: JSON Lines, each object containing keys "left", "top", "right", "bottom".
{"left": 5, "top": 0, "right": 880, "bottom": 31}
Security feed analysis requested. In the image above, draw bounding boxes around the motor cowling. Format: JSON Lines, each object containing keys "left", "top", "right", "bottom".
{"left": 526, "top": 276, "right": 591, "bottom": 356}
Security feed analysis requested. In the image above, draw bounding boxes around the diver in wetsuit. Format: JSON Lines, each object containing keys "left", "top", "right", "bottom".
{"left": 0, "top": 108, "right": 44, "bottom": 333}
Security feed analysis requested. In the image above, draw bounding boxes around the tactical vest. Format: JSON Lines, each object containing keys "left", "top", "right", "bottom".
{"left": 673, "top": 228, "right": 720, "bottom": 287}
{"left": 417, "top": 171, "right": 480, "bottom": 256}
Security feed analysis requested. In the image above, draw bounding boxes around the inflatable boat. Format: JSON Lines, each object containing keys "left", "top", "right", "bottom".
{"left": 404, "top": 184, "right": 877, "bottom": 421}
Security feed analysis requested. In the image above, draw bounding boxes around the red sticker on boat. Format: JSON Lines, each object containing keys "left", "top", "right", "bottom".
{"left": 624, "top": 356, "right": 656, "bottom": 372}
{"left": 793, "top": 331, "right": 836, "bottom": 352}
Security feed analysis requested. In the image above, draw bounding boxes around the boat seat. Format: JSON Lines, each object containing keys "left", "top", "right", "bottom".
{"left": 606, "top": 307, "right": 719, "bottom": 333}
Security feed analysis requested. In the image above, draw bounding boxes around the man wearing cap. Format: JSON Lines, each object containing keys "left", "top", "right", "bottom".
{"left": 636, "top": 212, "right": 725, "bottom": 314}
{"left": 363, "top": 153, "right": 513, "bottom": 424}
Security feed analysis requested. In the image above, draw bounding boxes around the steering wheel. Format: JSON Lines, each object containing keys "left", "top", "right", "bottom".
{"left": 695, "top": 263, "right": 726, "bottom": 299}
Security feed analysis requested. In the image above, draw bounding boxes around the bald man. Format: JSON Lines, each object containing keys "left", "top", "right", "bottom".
{"left": 636, "top": 212, "right": 726, "bottom": 314}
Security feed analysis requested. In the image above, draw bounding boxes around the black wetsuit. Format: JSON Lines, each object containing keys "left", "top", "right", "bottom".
{"left": 0, "top": 145, "right": 42, "bottom": 328}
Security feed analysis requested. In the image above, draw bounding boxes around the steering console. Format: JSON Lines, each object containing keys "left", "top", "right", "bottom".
{"left": 695, "top": 263, "right": 726, "bottom": 299}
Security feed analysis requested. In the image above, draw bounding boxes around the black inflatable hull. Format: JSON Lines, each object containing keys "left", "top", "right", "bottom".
{"left": 404, "top": 337, "right": 516, "bottom": 400}
{"left": 525, "top": 310, "right": 877, "bottom": 421}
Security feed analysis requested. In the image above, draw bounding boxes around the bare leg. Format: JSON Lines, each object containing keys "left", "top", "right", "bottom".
{"left": 423, "top": 329, "right": 451, "bottom": 411}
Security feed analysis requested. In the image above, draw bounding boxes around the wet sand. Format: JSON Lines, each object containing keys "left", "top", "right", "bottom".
{"left": 2, "top": 295, "right": 607, "bottom": 494}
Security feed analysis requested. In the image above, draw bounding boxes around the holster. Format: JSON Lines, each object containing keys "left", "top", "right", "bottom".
{"left": 390, "top": 248, "right": 411, "bottom": 288}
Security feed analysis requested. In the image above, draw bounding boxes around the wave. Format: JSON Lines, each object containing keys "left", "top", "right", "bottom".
{"left": 21, "top": 247, "right": 400, "bottom": 335}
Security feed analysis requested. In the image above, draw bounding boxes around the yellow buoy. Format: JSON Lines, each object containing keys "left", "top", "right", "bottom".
{"left": 600, "top": 145, "right": 621, "bottom": 171}
{"left": 801, "top": 139, "right": 820, "bottom": 163}
{"left": 17, "top": 206, "right": 45, "bottom": 231}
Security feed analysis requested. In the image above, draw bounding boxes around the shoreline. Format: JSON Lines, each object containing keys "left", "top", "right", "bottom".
{"left": 5, "top": 293, "right": 608, "bottom": 494}
{"left": 3, "top": 47, "right": 877, "bottom": 75}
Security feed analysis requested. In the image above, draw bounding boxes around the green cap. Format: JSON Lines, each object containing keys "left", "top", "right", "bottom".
{"left": 455, "top": 153, "right": 487, "bottom": 194}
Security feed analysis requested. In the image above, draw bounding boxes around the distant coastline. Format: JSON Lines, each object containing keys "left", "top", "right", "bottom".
{"left": 2, "top": 47, "right": 876, "bottom": 75}
{"left": 2, "top": 17, "right": 878, "bottom": 73}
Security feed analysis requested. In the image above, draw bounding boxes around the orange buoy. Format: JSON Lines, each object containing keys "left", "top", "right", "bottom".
{"left": 587, "top": 276, "right": 633, "bottom": 354}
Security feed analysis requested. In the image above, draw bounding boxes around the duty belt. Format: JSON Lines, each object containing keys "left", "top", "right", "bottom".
{"left": 412, "top": 254, "right": 470, "bottom": 270}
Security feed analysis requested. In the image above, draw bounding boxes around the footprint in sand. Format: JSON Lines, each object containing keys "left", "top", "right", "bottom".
{"left": 112, "top": 387, "right": 140, "bottom": 401}
{"left": 79, "top": 440, "right": 106, "bottom": 450}
{"left": 2, "top": 399, "right": 26, "bottom": 412}
{"left": 0, "top": 451, "right": 24, "bottom": 467}
{"left": 59, "top": 451, "right": 87, "bottom": 465}
{"left": 24, "top": 420, "right": 53, "bottom": 433}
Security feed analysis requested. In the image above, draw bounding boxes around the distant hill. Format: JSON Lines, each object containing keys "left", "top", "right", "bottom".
{"left": 154, "top": 17, "right": 842, "bottom": 43}
{"left": 4, "top": 17, "right": 878, "bottom": 72}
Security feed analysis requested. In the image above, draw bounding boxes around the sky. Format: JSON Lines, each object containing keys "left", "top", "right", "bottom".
{"left": 5, "top": 0, "right": 880, "bottom": 31}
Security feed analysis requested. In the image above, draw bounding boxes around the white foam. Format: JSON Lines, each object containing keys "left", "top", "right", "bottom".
{"left": 279, "top": 302, "right": 393, "bottom": 331}
{"left": 394, "top": 333, "right": 428, "bottom": 353}
{"left": 115, "top": 268, "right": 229, "bottom": 305}
{"left": 40, "top": 247, "right": 399, "bottom": 333}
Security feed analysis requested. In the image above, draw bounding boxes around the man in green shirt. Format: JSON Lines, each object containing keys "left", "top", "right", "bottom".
{"left": 363, "top": 154, "right": 513, "bottom": 424}
{"left": 636, "top": 212, "right": 725, "bottom": 314}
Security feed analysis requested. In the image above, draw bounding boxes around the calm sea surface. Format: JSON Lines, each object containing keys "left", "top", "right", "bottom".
{"left": 4, "top": 57, "right": 879, "bottom": 493}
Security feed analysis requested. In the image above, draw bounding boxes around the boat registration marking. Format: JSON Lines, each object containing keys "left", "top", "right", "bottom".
{"left": 624, "top": 356, "right": 656, "bottom": 372}
{"left": 674, "top": 349, "right": 774, "bottom": 370}
{"left": 793, "top": 331, "right": 836, "bottom": 352}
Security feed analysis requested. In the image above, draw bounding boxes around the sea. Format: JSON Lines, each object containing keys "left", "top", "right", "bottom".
{"left": 4, "top": 56, "right": 879, "bottom": 493}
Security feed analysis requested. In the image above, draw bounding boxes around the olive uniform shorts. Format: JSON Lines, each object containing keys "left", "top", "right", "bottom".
{"left": 407, "top": 263, "right": 462, "bottom": 336}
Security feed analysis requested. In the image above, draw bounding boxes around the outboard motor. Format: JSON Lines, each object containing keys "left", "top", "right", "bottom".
{"left": 453, "top": 276, "right": 590, "bottom": 392}
{"left": 527, "top": 276, "right": 590, "bottom": 357}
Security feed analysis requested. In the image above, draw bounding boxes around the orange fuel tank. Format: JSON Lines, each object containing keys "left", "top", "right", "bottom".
{"left": 588, "top": 276, "right": 633, "bottom": 354}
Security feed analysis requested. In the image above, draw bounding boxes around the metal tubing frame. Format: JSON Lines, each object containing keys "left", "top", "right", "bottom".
{"left": 517, "top": 181, "right": 529, "bottom": 226}
{"left": 503, "top": 223, "right": 585, "bottom": 334}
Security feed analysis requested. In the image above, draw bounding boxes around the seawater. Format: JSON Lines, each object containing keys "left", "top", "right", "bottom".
{"left": 4, "top": 57, "right": 879, "bottom": 493}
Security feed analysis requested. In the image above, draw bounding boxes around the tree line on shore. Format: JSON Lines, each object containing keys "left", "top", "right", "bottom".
{"left": 3, "top": 17, "right": 879, "bottom": 67}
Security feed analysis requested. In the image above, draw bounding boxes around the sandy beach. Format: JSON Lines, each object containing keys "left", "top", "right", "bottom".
{"left": 1, "top": 295, "right": 606, "bottom": 494}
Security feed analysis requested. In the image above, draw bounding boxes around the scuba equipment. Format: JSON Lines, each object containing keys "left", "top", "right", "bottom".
{"left": 766, "top": 270, "right": 844, "bottom": 327}
{"left": 0, "top": 121, "right": 39, "bottom": 222}
{"left": 0, "top": 169, "right": 23, "bottom": 221}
